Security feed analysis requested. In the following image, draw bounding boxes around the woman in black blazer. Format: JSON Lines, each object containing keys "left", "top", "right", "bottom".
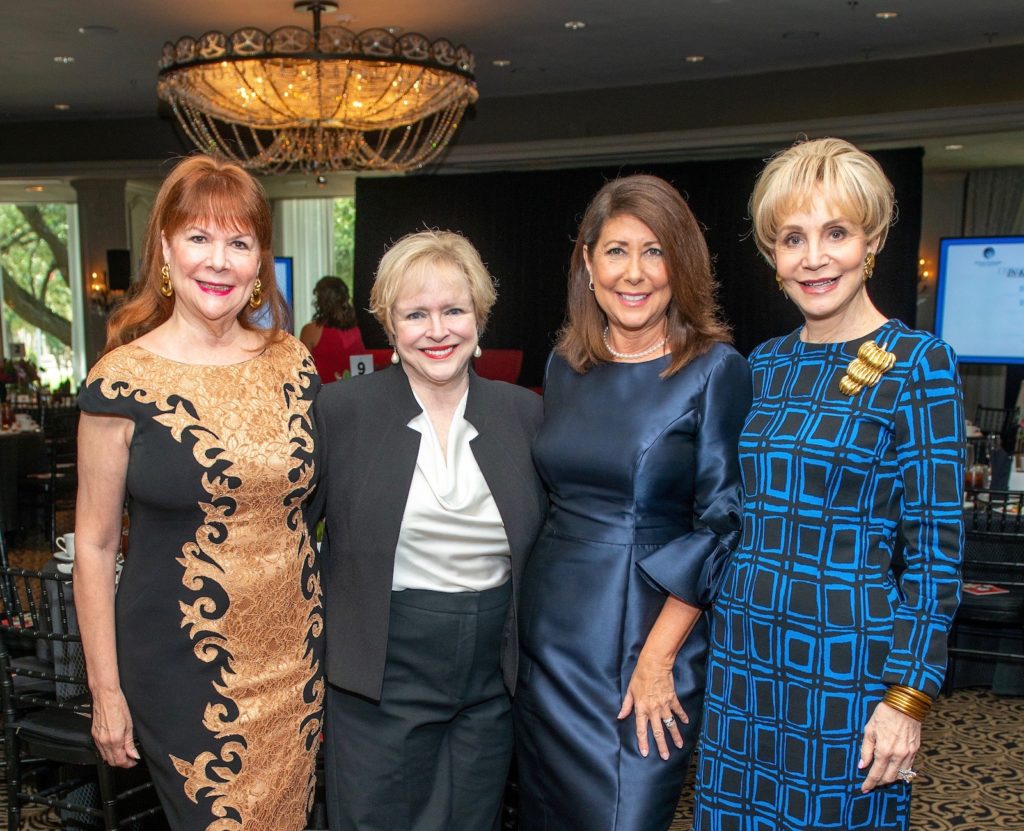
{"left": 312, "top": 230, "right": 546, "bottom": 831}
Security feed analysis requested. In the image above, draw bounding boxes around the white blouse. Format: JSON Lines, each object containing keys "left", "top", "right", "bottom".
{"left": 392, "top": 390, "right": 511, "bottom": 593}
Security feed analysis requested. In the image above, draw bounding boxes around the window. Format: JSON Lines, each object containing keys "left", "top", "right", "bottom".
{"left": 0, "top": 203, "right": 76, "bottom": 388}
{"left": 333, "top": 197, "right": 355, "bottom": 291}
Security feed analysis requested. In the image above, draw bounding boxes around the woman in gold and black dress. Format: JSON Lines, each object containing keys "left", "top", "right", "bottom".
{"left": 75, "top": 155, "right": 323, "bottom": 830}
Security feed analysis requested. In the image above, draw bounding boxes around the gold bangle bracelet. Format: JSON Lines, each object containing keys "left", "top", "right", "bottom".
{"left": 890, "top": 685, "right": 933, "bottom": 712}
{"left": 885, "top": 687, "right": 931, "bottom": 712}
{"left": 884, "top": 688, "right": 931, "bottom": 718}
{"left": 883, "top": 686, "right": 932, "bottom": 722}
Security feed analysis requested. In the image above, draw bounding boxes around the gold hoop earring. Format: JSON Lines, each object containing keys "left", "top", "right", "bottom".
{"left": 248, "top": 279, "right": 263, "bottom": 309}
{"left": 160, "top": 264, "right": 173, "bottom": 297}
{"left": 863, "top": 252, "right": 876, "bottom": 281}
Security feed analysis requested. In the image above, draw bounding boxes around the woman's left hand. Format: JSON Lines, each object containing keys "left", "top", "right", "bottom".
{"left": 618, "top": 654, "right": 688, "bottom": 760}
{"left": 858, "top": 701, "right": 922, "bottom": 792}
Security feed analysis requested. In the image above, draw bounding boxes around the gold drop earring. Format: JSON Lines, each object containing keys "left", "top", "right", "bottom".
{"left": 160, "top": 264, "right": 174, "bottom": 297}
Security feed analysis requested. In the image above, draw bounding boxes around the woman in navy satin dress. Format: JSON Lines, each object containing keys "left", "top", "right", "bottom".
{"left": 514, "top": 175, "right": 752, "bottom": 830}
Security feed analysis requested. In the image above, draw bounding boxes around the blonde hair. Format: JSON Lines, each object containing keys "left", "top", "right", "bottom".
{"left": 750, "top": 137, "right": 895, "bottom": 264}
{"left": 557, "top": 174, "right": 731, "bottom": 377}
{"left": 369, "top": 230, "right": 497, "bottom": 342}
{"left": 105, "top": 154, "right": 284, "bottom": 351}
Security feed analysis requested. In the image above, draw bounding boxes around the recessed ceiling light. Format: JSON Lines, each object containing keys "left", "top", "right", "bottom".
{"left": 492, "top": 59, "right": 512, "bottom": 67}
{"left": 781, "top": 30, "right": 819, "bottom": 40}
{"left": 24, "top": 186, "right": 45, "bottom": 193}
{"left": 53, "top": 56, "right": 75, "bottom": 64}
{"left": 564, "top": 20, "right": 586, "bottom": 30}
{"left": 78, "top": 24, "right": 118, "bottom": 35}
{"left": 944, "top": 144, "right": 965, "bottom": 151}
{"left": 54, "top": 103, "right": 71, "bottom": 111}
{"left": 875, "top": 11, "right": 899, "bottom": 19}
{"left": 685, "top": 55, "right": 705, "bottom": 63}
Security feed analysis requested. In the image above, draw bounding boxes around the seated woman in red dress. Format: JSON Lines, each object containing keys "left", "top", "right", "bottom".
{"left": 300, "top": 276, "right": 366, "bottom": 382}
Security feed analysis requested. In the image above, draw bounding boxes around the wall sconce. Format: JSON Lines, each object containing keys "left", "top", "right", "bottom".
{"left": 89, "top": 270, "right": 124, "bottom": 311}
{"left": 916, "top": 256, "right": 937, "bottom": 308}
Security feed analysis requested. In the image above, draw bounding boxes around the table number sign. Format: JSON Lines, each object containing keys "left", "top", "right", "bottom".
{"left": 350, "top": 355, "right": 374, "bottom": 377}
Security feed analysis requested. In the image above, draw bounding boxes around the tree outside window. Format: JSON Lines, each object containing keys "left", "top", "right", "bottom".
{"left": 333, "top": 197, "right": 355, "bottom": 292}
{"left": 0, "top": 204, "right": 73, "bottom": 388}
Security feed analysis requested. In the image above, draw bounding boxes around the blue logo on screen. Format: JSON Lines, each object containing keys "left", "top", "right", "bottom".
{"left": 983, "top": 247, "right": 996, "bottom": 259}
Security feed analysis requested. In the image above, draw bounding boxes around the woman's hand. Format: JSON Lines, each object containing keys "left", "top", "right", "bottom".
{"left": 91, "top": 688, "right": 140, "bottom": 768}
{"left": 618, "top": 654, "right": 688, "bottom": 761}
{"left": 858, "top": 701, "right": 921, "bottom": 792}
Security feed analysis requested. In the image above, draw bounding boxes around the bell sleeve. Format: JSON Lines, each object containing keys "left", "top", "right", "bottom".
{"left": 637, "top": 349, "right": 752, "bottom": 608}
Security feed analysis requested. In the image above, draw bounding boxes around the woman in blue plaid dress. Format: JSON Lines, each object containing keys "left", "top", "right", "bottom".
{"left": 693, "top": 138, "right": 965, "bottom": 831}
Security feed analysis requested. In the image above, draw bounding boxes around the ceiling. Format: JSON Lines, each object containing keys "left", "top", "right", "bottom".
{"left": 2, "top": 0, "right": 1024, "bottom": 178}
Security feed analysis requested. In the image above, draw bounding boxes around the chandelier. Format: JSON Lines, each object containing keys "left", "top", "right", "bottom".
{"left": 157, "top": 1, "right": 479, "bottom": 173}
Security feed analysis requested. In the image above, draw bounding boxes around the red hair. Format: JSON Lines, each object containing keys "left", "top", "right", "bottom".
{"left": 104, "top": 155, "right": 286, "bottom": 352}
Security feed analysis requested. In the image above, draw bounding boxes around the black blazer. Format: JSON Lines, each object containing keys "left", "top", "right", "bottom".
{"left": 311, "top": 366, "right": 547, "bottom": 701}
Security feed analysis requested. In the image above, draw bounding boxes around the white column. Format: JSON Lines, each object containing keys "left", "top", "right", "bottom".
{"left": 66, "top": 203, "right": 87, "bottom": 383}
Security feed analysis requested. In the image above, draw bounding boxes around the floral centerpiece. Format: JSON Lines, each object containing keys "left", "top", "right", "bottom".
{"left": 0, "top": 356, "right": 40, "bottom": 402}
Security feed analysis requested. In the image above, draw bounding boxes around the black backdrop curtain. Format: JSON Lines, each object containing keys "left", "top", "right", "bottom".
{"left": 353, "top": 148, "right": 923, "bottom": 387}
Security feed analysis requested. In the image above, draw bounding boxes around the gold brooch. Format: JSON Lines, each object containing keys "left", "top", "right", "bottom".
{"left": 839, "top": 340, "right": 896, "bottom": 396}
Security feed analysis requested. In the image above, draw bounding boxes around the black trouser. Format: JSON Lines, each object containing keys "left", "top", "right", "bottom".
{"left": 326, "top": 582, "right": 512, "bottom": 831}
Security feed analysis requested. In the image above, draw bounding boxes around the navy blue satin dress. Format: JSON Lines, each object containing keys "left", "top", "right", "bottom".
{"left": 514, "top": 345, "right": 752, "bottom": 831}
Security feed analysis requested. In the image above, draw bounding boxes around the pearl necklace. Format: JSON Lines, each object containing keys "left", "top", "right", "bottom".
{"left": 602, "top": 327, "right": 667, "bottom": 360}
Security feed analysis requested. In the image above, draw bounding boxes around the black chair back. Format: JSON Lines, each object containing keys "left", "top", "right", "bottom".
{"left": 975, "top": 405, "right": 1021, "bottom": 453}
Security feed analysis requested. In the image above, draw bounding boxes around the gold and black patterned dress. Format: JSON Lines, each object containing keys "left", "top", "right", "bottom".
{"left": 78, "top": 335, "right": 324, "bottom": 831}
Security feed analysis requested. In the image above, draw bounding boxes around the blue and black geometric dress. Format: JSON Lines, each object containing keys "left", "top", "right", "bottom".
{"left": 693, "top": 319, "right": 964, "bottom": 831}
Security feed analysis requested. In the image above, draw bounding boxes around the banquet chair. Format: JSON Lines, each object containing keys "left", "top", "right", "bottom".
{"left": 945, "top": 490, "right": 1024, "bottom": 693}
{"left": 20, "top": 407, "right": 79, "bottom": 548}
{"left": 975, "top": 405, "right": 1021, "bottom": 453}
{"left": 473, "top": 349, "right": 524, "bottom": 384}
{"left": 0, "top": 566, "right": 162, "bottom": 830}
{"left": 366, "top": 348, "right": 395, "bottom": 371}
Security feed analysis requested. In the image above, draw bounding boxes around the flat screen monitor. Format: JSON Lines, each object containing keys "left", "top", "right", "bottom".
{"left": 935, "top": 236, "right": 1024, "bottom": 364}
{"left": 252, "top": 256, "right": 294, "bottom": 332}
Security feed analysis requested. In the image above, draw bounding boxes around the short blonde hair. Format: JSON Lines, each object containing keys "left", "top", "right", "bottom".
{"left": 369, "top": 230, "right": 497, "bottom": 342}
{"left": 750, "top": 137, "right": 895, "bottom": 264}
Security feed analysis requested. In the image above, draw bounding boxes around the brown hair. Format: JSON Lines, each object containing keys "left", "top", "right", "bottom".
{"left": 313, "top": 276, "right": 358, "bottom": 329}
{"left": 750, "top": 137, "right": 895, "bottom": 264}
{"left": 104, "top": 154, "right": 285, "bottom": 352}
{"left": 556, "top": 174, "right": 731, "bottom": 377}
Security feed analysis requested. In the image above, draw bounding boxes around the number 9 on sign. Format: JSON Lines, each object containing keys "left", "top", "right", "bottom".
{"left": 350, "top": 355, "right": 374, "bottom": 376}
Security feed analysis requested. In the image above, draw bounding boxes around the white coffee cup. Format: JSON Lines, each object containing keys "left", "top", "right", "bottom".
{"left": 55, "top": 532, "right": 76, "bottom": 560}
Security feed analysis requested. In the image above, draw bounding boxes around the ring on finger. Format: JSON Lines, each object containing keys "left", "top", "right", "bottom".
{"left": 662, "top": 717, "right": 676, "bottom": 729}
{"left": 897, "top": 768, "right": 917, "bottom": 782}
